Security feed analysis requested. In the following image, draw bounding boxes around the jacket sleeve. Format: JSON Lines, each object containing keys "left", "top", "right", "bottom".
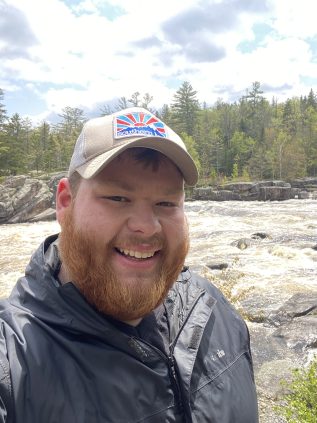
{"left": 0, "top": 324, "right": 13, "bottom": 423}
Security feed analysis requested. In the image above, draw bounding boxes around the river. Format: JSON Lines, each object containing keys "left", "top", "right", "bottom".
{"left": 1, "top": 199, "right": 316, "bottom": 298}
{"left": 0, "top": 199, "right": 317, "bottom": 422}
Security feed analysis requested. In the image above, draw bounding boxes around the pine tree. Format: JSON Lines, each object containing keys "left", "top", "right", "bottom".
{"left": 307, "top": 88, "right": 317, "bottom": 110}
{"left": 0, "top": 88, "right": 7, "bottom": 128}
{"left": 2, "top": 114, "right": 28, "bottom": 174}
{"left": 0, "top": 89, "right": 9, "bottom": 173}
{"left": 180, "top": 132, "right": 201, "bottom": 175}
{"left": 171, "top": 81, "right": 199, "bottom": 136}
{"left": 53, "top": 107, "right": 86, "bottom": 170}
{"left": 158, "top": 104, "right": 173, "bottom": 127}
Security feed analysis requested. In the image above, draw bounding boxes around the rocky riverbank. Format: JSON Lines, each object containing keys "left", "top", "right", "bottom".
{"left": 1, "top": 174, "right": 317, "bottom": 223}
{"left": 192, "top": 178, "right": 317, "bottom": 201}
{"left": 0, "top": 173, "right": 66, "bottom": 224}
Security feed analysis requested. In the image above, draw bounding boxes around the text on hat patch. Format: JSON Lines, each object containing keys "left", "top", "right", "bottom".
{"left": 114, "top": 112, "right": 167, "bottom": 139}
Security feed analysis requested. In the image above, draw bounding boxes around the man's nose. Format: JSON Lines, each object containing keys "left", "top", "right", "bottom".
{"left": 127, "top": 204, "right": 161, "bottom": 236}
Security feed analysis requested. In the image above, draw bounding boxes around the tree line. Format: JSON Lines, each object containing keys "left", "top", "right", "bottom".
{"left": 1, "top": 81, "right": 317, "bottom": 184}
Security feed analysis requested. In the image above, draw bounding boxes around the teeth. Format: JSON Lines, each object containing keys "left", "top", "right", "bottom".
{"left": 119, "top": 248, "right": 155, "bottom": 259}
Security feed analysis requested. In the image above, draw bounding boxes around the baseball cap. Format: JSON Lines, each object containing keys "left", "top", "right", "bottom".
{"left": 68, "top": 107, "right": 198, "bottom": 186}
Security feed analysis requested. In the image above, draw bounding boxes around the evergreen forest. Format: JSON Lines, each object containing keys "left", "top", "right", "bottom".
{"left": 1, "top": 81, "right": 317, "bottom": 185}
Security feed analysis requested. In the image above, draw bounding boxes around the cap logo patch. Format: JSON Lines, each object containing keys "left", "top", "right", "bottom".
{"left": 114, "top": 112, "right": 167, "bottom": 139}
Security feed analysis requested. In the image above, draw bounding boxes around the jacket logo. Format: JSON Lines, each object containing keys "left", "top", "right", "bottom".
{"left": 211, "top": 349, "right": 226, "bottom": 361}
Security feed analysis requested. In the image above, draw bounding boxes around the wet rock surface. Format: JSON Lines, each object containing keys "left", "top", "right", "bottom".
{"left": 193, "top": 178, "right": 317, "bottom": 201}
{"left": 240, "top": 290, "right": 317, "bottom": 422}
{"left": 0, "top": 173, "right": 66, "bottom": 224}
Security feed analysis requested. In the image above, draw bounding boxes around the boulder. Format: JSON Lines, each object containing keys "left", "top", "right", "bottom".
{"left": 192, "top": 187, "right": 215, "bottom": 200}
{"left": 213, "top": 190, "right": 241, "bottom": 201}
{"left": 298, "top": 190, "right": 309, "bottom": 199}
{"left": 239, "top": 290, "right": 317, "bottom": 422}
{"left": 218, "top": 182, "right": 255, "bottom": 192}
{"left": 251, "top": 232, "right": 270, "bottom": 240}
{"left": 231, "top": 238, "right": 253, "bottom": 249}
{"left": 267, "top": 292, "right": 317, "bottom": 326}
{"left": 258, "top": 186, "right": 296, "bottom": 201}
{"left": 272, "top": 181, "right": 292, "bottom": 187}
{"left": 193, "top": 180, "right": 307, "bottom": 201}
{"left": 193, "top": 188, "right": 241, "bottom": 201}
{"left": 290, "top": 177, "right": 317, "bottom": 188}
{"left": 206, "top": 262, "right": 229, "bottom": 270}
{"left": 0, "top": 175, "right": 54, "bottom": 224}
{"left": 29, "top": 208, "right": 56, "bottom": 222}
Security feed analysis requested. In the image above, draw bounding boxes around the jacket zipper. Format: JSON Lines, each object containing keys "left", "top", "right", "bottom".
{"left": 131, "top": 289, "right": 207, "bottom": 417}
{"left": 130, "top": 337, "right": 184, "bottom": 413}
{"left": 167, "top": 289, "right": 206, "bottom": 416}
{"left": 167, "top": 351, "right": 183, "bottom": 413}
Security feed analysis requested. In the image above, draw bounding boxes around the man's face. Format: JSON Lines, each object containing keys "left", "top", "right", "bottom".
{"left": 57, "top": 151, "right": 189, "bottom": 322}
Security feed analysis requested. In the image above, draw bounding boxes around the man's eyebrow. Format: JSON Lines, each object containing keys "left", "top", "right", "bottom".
{"left": 103, "top": 179, "right": 134, "bottom": 191}
{"left": 99, "top": 179, "right": 184, "bottom": 196}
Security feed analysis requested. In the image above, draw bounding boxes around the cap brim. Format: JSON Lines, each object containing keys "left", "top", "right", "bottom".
{"left": 75, "top": 137, "right": 198, "bottom": 186}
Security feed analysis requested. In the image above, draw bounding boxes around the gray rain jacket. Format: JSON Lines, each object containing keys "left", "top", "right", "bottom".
{"left": 0, "top": 235, "right": 258, "bottom": 422}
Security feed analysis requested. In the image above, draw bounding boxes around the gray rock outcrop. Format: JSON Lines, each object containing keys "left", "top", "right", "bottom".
{"left": 0, "top": 173, "right": 66, "bottom": 224}
{"left": 193, "top": 180, "right": 299, "bottom": 201}
{"left": 193, "top": 178, "right": 317, "bottom": 201}
{"left": 234, "top": 287, "right": 317, "bottom": 422}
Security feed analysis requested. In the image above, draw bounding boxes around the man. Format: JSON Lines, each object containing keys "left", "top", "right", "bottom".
{"left": 0, "top": 107, "right": 258, "bottom": 422}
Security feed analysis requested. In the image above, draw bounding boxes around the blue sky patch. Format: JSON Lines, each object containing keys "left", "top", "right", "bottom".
{"left": 66, "top": 0, "right": 125, "bottom": 20}
{"left": 237, "top": 23, "right": 274, "bottom": 53}
{"left": 300, "top": 76, "right": 317, "bottom": 86}
{"left": 5, "top": 85, "right": 45, "bottom": 116}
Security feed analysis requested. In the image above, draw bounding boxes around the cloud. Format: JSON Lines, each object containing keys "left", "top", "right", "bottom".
{"left": 270, "top": 0, "right": 317, "bottom": 39}
{"left": 162, "top": 2, "right": 233, "bottom": 43}
{"left": 261, "top": 83, "right": 293, "bottom": 94}
{"left": 184, "top": 38, "right": 225, "bottom": 62}
{"left": 160, "top": 0, "right": 270, "bottom": 64}
{"left": 2, "top": 0, "right": 317, "bottom": 119}
{"left": 131, "top": 36, "right": 162, "bottom": 49}
{"left": 162, "top": 0, "right": 270, "bottom": 42}
{"left": 0, "top": 1, "right": 38, "bottom": 59}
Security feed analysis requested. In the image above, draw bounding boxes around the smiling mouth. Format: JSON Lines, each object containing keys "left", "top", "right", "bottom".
{"left": 116, "top": 248, "right": 158, "bottom": 260}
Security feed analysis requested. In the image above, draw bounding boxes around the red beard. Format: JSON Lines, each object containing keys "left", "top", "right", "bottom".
{"left": 58, "top": 205, "right": 189, "bottom": 322}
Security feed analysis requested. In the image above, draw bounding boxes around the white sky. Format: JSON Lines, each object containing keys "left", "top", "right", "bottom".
{"left": 1, "top": 0, "right": 317, "bottom": 124}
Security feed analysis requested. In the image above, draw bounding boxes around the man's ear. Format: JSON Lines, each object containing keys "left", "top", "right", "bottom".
{"left": 56, "top": 178, "right": 72, "bottom": 224}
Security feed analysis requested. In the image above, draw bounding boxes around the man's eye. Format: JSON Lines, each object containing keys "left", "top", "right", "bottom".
{"left": 157, "top": 201, "right": 175, "bottom": 207}
{"left": 107, "top": 196, "right": 128, "bottom": 202}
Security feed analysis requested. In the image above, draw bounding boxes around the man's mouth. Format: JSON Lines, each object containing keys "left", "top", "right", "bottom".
{"left": 116, "top": 248, "right": 158, "bottom": 260}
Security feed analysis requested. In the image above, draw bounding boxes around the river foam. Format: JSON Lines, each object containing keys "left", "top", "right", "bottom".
{"left": 0, "top": 200, "right": 316, "bottom": 297}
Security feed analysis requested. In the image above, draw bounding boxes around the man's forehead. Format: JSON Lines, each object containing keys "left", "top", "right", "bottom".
{"left": 95, "top": 148, "right": 184, "bottom": 179}
{"left": 85, "top": 150, "right": 184, "bottom": 193}
{"left": 96, "top": 178, "right": 184, "bottom": 196}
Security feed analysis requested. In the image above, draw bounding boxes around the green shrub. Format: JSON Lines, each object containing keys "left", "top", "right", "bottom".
{"left": 276, "top": 356, "right": 317, "bottom": 422}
